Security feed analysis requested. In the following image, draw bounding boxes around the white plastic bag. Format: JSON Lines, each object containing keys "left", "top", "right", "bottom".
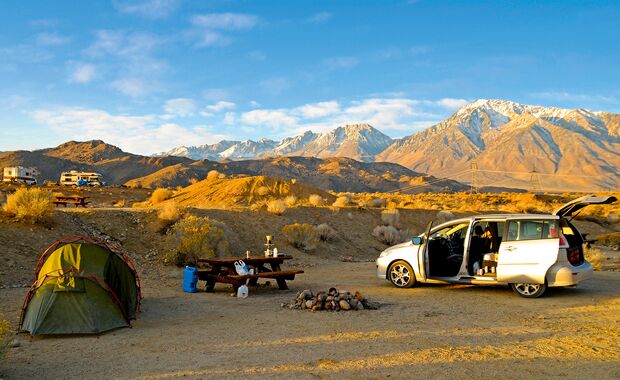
{"left": 237, "top": 285, "right": 249, "bottom": 298}
{"left": 234, "top": 260, "right": 251, "bottom": 275}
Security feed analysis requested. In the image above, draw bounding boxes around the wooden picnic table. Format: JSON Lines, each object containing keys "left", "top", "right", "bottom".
{"left": 53, "top": 195, "right": 90, "bottom": 208}
{"left": 197, "top": 255, "right": 303, "bottom": 292}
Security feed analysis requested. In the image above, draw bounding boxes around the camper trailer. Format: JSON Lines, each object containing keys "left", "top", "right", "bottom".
{"left": 60, "top": 171, "right": 104, "bottom": 186}
{"left": 2, "top": 166, "right": 39, "bottom": 185}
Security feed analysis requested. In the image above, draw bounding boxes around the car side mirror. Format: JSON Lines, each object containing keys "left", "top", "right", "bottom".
{"left": 411, "top": 236, "right": 423, "bottom": 245}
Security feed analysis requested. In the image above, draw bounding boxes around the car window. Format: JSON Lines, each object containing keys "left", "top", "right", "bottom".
{"left": 506, "top": 220, "right": 558, "bottom": 241}
{"left": 430, "top": 222, "right": 470, "bottom": 240}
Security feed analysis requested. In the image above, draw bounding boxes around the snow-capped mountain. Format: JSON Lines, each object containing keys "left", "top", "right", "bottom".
{"left": 377, "top": 99, "right": 620, "bottom": 191}
{"left": 157, "top": 124, "right": 393, "bottom": 162}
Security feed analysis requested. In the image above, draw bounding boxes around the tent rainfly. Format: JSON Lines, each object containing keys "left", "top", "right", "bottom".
{"left": 20, "top": 236, "right": 141, "bottom": 336}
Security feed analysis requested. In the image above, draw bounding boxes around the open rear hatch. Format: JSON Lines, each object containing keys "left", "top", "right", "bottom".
{"left": 553, "top": 195, "right": 617, "bottom": 217}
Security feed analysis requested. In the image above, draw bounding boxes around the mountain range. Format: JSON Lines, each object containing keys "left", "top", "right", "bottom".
{"left": 158, "top": 99, "right": 620, "bottom": 192}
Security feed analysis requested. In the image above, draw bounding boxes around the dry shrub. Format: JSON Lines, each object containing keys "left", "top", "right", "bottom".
{"left": 282, "top": 223, "right": 319, "bottom": 251}
{"left": 156, "top": 202, "right": 183, "bottom": 233}
{"left": 436, "top": 210, "right": 455, "bottom": 223}
{"left": 371, "top": 198, "right": 386, "bottom": 208}
{"left": 381, "top": 209, "right": 400, "bottom": 227}
{"left": 250, "top": 202, "right": 265, "bottom": 211}
{"left": 333, "top": 195, "right": 351, "bottom": 208}
{"left": 267, "top": 199, "right": 287, "bottom": 215}
{"left": 3, "top": 188, "right": 53, "bottom": 223}
{"left": 585, "top": 246, "right": 606, "bottom": 271}
{"left": 373, "top": 225, "right": 403, "bottom": 245}
{"left": 316, "top": 223, "right": 337, "bottom": 242}
{"left": 113, "top": 199, "right": 126, "bottom": 207}
{"left": 207, "top": 170, "right": 221, "bottom": 180}
{"left": 0, "top": 316, "right": 9, "bottom": 359}
{"left": 165, "top": 215, "right": 230, "bottom": 266}
{"left": 284, "top": 195, "right": 298, "bottom": 207}
{"left": 188, "top": 178, "right": 199, "bottom": 185}
{"left": 150, "top": 188, "right": 173, "bottom": 205}
{"left": 257, "top": 186, "right": 270, "bottom": 196}
{"left": 607, "top": 213, "right": 619, "bottom": 224}
{"left": 596, "top": 232, "right": 620, "bottom": 246}
{"left": 308, "top": 194, "right": 325, "bottom": 207}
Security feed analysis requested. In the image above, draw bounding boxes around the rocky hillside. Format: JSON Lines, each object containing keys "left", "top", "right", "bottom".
{"left": 157, "top": 124, "right": 393, "bottom": 162}
{"left": 377, "top": 99, "right": 620, "bottom": 191}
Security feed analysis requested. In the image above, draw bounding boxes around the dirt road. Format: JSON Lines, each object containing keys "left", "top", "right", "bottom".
{"left": 2, "top": 261, "right": 619, "bottom": 379}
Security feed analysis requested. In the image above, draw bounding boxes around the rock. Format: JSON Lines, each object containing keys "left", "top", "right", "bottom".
{"left": 356, "top": 302, "right": 364, "bottom": 310}
{"left": 316, "top": 292, "right": 327, "bottom": 302}
{"left": 354, "top": 291, "right": 365, "bottom": 302}
{"left": 328, "top": 287, "right": 338, "bottom": 296}
{"left": 311, "top": 305, "right": 322, "bottom": 311}
{"left": 326, "top": 296, "right": 333, "bottom": 303}
{"left": 305, "top": 300, "right": 315, "bottom": 309}
{"left": 339, "top": 300, "right": 351, "bottom": 310}
{"left": 9, "top": 340, "right": 20, "bottom": 348}
{"left": 299, "top": 289, "right": 313, "bottom": 301}
{"left": 349, "top": 299, "right": 358, "bottom": 308}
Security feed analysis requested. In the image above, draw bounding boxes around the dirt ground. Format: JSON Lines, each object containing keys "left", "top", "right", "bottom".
{"left": 1, "top": 190, "right": 619, "bottom": 379}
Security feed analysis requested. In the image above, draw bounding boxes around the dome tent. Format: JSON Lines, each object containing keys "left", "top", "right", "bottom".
{"left": 20, "top": 236, "right": 141, "bottom": 336}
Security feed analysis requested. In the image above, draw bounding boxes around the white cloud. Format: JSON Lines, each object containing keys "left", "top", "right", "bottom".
{"left": 68, "top": 62, "right": 96, "bottom": 83}
{"left": 112, "top": 78, "right": 152, "bottom": 97}
{"left": 36, "top": 32, "right": 71, "bottom": 46}
{"left": 530, "top": 91, "right": 618, "bottom": 104}
{"left": 308, "top": 12, "right": 332, "bottom": 23}
{"left": 323, "top": 56, "right": 359, "bottom": 69}
{"left": 206, "top": 101, "right": 236, "bottom": 113}
{"left": 189, "top": 13, "right": 259, "bottom": 48}
{"left": 259, "top": 77, "right": 290, "bottom": 95}
{"left": 436, "top": 98, "right": 469, "bottom": 109}
{"left": 164, "top": 98, "right": 197, "bottom": 117}
{"left": 191, "top": 13, "right": 259, "bottom": 30}
{"left": 296, "top": 101, "right": 340, "bottom": 118}
{"left": 241, "top": 109, "right": 297, "bottom": 127}
{"left": 86, "top": 30, "right": 162, "bottom": 57}
{"left": 31, "top": 107, "right": 229, "bottom": 154}
{"left": 223, "top": 112, "right": 236, "bottom": 125}
{"left": 114, "top": 0, "right": 180, "bottom": 19}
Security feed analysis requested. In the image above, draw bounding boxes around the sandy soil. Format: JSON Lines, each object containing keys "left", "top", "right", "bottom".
{"left": 1, "top": 193, "right": 619, "bottom": 379}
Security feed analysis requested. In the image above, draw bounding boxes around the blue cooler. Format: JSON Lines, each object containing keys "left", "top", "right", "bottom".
{"left": 183, "top": 266, "right": 198, "bottom": 293}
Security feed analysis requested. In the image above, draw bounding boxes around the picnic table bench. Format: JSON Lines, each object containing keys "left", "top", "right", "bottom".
{"left": 53, "top": 195, "right": 90, "bottom": 208}
{"left": 197, "top": 255, "right": 303, "bottom": 292}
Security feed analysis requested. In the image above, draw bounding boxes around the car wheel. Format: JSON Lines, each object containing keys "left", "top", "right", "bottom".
{"left": 510, "top": 282, "right": 547, "bottom": 298}
{"left": 388, "top": 260, "right": 416, "bottom": 288}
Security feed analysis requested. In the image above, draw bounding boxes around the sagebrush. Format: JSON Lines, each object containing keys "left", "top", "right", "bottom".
{"left": 585, "top": 246, "right": 606, "bottom": 271}
{"left": 282, "top": 223, "right": 319, "bottom": 251}
{"left": 308, "top": 194, "right": 325, "bottom": 207}
{"left": 3, "top": 188, "right": 53, "bottom": 222}
{"left": 0, "top": 316, "right": 10, "bottom": 360}
{"left": 332, "top": 195, "right": 351, "bottom": 208}
{"left": 381, "top": 209, "right": 400, "bottom": 227}
{"left": 284, "top": 195, "right": 298, "bottom": 207}
{"left": 267, "top": 199, "right": 287, "bottom": 215}
{"left": 316, "top": 223, "right": 337, "bottom": 241}
{"left": 165, "top": 215, "right": 230, "bottom": 266}
{"left": 150, "top": 188, "right": 173, "bottom": 205}
{"left": 373, "top": 225, "right": 403, "bottom": 245}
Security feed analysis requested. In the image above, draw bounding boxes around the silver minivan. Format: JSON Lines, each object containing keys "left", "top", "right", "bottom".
{"left": 376, "top": 195, "right": 616, "bottom": 298}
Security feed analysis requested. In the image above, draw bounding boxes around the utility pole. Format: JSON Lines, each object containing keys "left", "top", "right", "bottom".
{"left": 529, "top": 163, "right": 541, "bottom": 193}
{"left": 470, "top": 160, "right": 479, "bottom": 194}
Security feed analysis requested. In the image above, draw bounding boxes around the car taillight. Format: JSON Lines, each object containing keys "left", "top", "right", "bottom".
{"left": 559, "top": 233, "right": 570, "bottom": 248}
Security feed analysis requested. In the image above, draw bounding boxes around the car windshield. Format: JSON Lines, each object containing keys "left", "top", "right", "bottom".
{"left": 430, "top": 223, "right": 470, "bottom": 240}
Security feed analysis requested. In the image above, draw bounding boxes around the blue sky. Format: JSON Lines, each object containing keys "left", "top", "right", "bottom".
{"left": 1, "top": 0, "right": 619, "bottom": 154}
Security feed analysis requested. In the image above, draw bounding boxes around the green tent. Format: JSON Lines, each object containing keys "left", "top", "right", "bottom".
{"left": 20, "top": 236, "right": 141, "bottom": 336}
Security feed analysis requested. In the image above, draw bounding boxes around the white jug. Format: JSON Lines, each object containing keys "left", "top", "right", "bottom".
{"left": 237, "top": 285, "right": 249, "bottom": 298}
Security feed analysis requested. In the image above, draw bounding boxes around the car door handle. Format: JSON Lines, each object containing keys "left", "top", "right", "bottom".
{"left": 504, "top": 246, "right": 517, "bottom": 251}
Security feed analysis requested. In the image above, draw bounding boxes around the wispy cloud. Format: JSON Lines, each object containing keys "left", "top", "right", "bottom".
{"left": 113, "top": 0, "right": 180, "bottom": 19}
{"left": 164, "top": 98, "right": 197, "bottom": 117}
{"left": 530, "top": 91, "right": 618, "bottom": 105}
{"left": 323, "top": 56, "right": 359, "bottom": 70}
{"left": 296, "top": 101, "right": 340, "bottom": 118}
{"left": 241, "top": 109, "right": 297, "bottom": 127}
{"left": 308, "top": 12, "right": 332, "bottom": 23}
{"left": 68, "top": 62, "right": 96, "bottom": 83}
{"left": 36, "top": 32, "right": 71, "bottom": 46}
{"left": 111, "top": 78, "right": 155, "bottom": 97}
{"left": 259, "top": 77, "right": 290, "bottom": 95}
{"left": 205, "top": 101, "right": 236, "bottom": 113}
{"left": 31, "top": 107, "right": 230, "bottom": 154}
{"left": 189, "top": 13, "right": 259, "bottom": 47}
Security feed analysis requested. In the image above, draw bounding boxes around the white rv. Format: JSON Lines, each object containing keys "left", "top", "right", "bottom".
{"left": 2, "top": 166, "right": 39, "bottom": 185}
{"left": 60, "top": 171, "right": 104, "bottom": 186}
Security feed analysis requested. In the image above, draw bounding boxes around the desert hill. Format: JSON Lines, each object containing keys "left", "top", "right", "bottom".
{"left": 168, "top": 175, "right": 335, "bottom": 208}
{"left": 126, "top": 156, "right": 469, "bottom": 193}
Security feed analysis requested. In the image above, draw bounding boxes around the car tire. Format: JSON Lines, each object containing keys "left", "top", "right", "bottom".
{"left": 510, "top": 282, "right": 547, "bottom": 298}
{"left": 388, "top": 260, "right": 416, "bottom": 288}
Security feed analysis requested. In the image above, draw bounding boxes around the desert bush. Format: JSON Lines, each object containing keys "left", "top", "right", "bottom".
{"left": 157, "top": 202, "right": 183, "bottom": 227}
{"left": 381, "top": 209, "right": 400, "bottom": 227}
{"left": 371, "top": 198, "right": 387, "bottom": 208}
{"left": 332, "top": 195, "right": 351, "bottom": 208}
{"left": 207, "top": 170, "right": 221, "bottom": 181}
{"left": 308, "top": 194, "right": 325, "bottom": 207}
{"left": 373, "top": 225, "right": 403, "bottom": 245}
{"left": 585, "top": 246, "right": 606, "bottom": 271}
{"left": 436, "top": 210, "right": 455, "bottom": 223}
{"left": 282, "top": 223, "right": 319, "bottom": 251}
{"left": 284, "top": 195, "right": 298, "bottom": 207}
{"left": 150, "top": 188, "right": 173, "bottom": 205}
{"left": 3, "top": 188, "right": 53, "bottom": 222}
{"left": 267, "top": 199, "right": 287, "bottom": 215}
{"left": 164, "top": 215, "right": 230, "bottom": 266}
{"left": 188, "top": 178, "right": 199, "bottom": 185}
{"left": 0, "top": 316, "right": 10, "bottom": 359}
{"left": 257, "top": 186, "right": 270, "bottom": 196}
{"left": 316, "top": 223, "right": 337, "bottom": 241}
{"left": 113, "top": 199, "right": 126, "bottom": 207}
{"left": 595, "top": 232, "right": 620, "bottom": 246}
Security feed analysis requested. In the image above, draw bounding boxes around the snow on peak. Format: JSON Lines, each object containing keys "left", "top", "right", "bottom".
{"left": 457, "top": 99, "right": 574, "bottom": 119}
